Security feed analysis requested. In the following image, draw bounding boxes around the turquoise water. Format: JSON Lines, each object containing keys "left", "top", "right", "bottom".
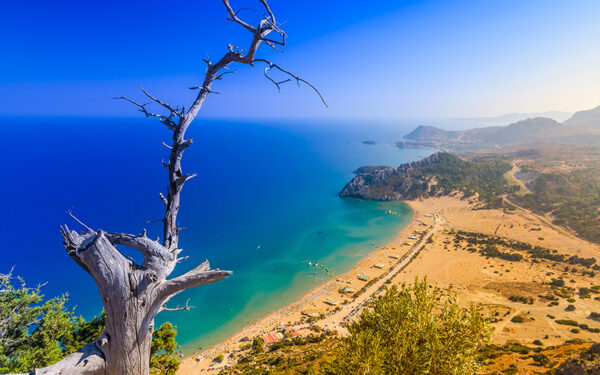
{"left": 171, "top": 199, "right": 412, "bottom": 353}
{"left": 0, "top": 118, "right": 431, "bottom": 353}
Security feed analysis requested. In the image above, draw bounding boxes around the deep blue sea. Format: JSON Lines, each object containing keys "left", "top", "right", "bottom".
{"left": 0, "top": 117, "right": 431, "bottom": 353}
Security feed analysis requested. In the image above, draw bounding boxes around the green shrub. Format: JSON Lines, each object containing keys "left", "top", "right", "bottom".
{"left": 322, "top": 278, "right": 491, "bottom": 375}
{"left": 555, "top": 319, "right": 579, "bottom": 326}
{"left": 252, "top": 337, "right": 264, "bottom": 353}
{"left": 505, "top": 343, "right": 531, "bottom": 354}
{"left": 532, "top": 353, "right": 550, "bottom": 366}
{"left": 509, "top": 295, "right": 533, "bottom": 304}
{"left": 150, "top": 322, "right": 180, "bottom": 375}
{"left": 0, "top": 271, "right": 180, "bottom": 375}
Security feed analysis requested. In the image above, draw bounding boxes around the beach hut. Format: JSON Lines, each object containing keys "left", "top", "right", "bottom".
{"left": 339, "top": 287, "right": 355, "bottom": 294}
{"left": 261, "top": 332, "right": 284, "bottom": 345}
{"left": 324, "top": 298, "right": 338, "bottom": 306}
{"left": 388, "top": 255, "right": 399, "bottom": 259}
{"left": 373, "top": 263, "right": 385, "bottom": 269}
{"left": 358, "top": 275, "right": 369, "bottom": 281}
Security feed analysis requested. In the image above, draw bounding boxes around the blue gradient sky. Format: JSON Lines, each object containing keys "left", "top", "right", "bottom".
{"left": 2, "top": 0, "right": 600, "bottom": 119}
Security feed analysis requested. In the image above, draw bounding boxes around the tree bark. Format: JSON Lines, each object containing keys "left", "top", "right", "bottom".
{"left": 58, "top": 228, "right": 229, "bottom": 375}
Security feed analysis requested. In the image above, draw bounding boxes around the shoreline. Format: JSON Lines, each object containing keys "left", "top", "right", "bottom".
{"left": 178, "top": 200, "right": 440, "bottom": 374}
{"left": 176, "top": 193, "right": 600, "bottom": 374}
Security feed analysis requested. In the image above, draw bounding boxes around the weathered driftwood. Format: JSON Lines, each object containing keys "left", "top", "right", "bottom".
{"left": 16, "top": 1, "right": 325, "bottom": 375}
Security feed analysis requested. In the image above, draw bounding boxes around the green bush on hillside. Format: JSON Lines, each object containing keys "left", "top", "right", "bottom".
{"left": 511, "top": 167, "right": 600, "bottom": 243}
{"left": 322, "top": 278, "right": 491, "bottom": 375}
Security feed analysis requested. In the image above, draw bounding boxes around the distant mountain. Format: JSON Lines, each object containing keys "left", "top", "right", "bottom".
{"left": 427, "top": 111, "right": 573, "bottom": 131}
{"left": 487, "top": 111, "right": 573, "bottom": 124}
{"left": 399, "top": 106, "right": 600, "bottom": 152}
{"left": 404, "top": 125, "right": 461, "bottom": 142}
{"left": 478, "top": 117, "right": 567, "bottom": 144}
{"left": 563, "top": 105, "right": 600, "bottom": 131}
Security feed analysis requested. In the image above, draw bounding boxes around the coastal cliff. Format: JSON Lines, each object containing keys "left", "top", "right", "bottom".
{"left": 339, "top": 152, "right": 445, "bottom": 200}
{"left": 339, "top": 152, "right": 511, "bottom": 203}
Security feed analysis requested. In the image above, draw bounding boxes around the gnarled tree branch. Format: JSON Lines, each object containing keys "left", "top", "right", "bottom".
{"left": 159, "top": 298, "right": 194, "bottom": 312}
{"left": 157, "top": 260, "right": 231, "bottom": 301}
{"left": 55, "top": 1, "right": 324, "bottom": 374}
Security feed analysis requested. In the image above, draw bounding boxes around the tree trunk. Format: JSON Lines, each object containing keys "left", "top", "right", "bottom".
{"left": 102, "top": 315, "right": 152, "bottom": 375}
{"left": 100, "top": 284, "right": 153, "bottom": 375}
{"left": 60, "top": 228, "right": 229, "bottom": 375}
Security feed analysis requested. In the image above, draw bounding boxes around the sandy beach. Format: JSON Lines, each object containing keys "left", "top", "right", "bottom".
{"left": 178, "top": 200, "right": 440, "bottom": 373}
{"left": 179, "top": 195, "right": 600, "bottom": 374}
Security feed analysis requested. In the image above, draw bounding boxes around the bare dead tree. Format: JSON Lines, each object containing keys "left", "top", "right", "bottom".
{"left": 18, "top": 1, "right": 325, "bottom": 375}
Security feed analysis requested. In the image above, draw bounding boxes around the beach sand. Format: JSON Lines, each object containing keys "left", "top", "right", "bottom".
{"left": 178, "top": 196, "right": 600, "bottom": 374}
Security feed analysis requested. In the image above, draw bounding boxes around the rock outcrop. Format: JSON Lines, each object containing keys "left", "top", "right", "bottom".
{"left": 339, "top": 152, "right": 444, "bottom": 200}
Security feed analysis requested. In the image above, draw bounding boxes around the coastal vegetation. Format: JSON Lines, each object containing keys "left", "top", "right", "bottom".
{"left": 416, "top": 153, "right": 512, "bottom": 205}
{"left": 322, "top": 279, "right": 491, "bottom": 375}
{"left": 478, "top": 341, "right": 600, "bottom": 373}
{"left": 451, "top": 230, "right": 598, "bottom": 268}
{"left": 0, "top": 272, "right": 103, "bottom": 373}
{"left": 511, "top": 165, "right": 600, "bottom": 243}
{"left": 150, "top": 322, "right": 180, "bottom": 375}
{"left": 223, "top": 279, "right": 491, "bottom": 374}
{"left": 0, "top": 272, "right": 180, "bottom": 374}
{"left": 223, "top": 331, "right": 338, "bottom": 374}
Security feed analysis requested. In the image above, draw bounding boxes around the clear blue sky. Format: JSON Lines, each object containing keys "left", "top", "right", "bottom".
{"left": 2, "top": 0, "right": 600, "bottom": 119}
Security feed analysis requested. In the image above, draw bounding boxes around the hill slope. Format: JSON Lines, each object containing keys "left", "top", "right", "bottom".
{"left": 563, "top": 105, "right": 600, "bottom": 131}
{"left": 339, "top": 152, "right": 511, "bottom": 203}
